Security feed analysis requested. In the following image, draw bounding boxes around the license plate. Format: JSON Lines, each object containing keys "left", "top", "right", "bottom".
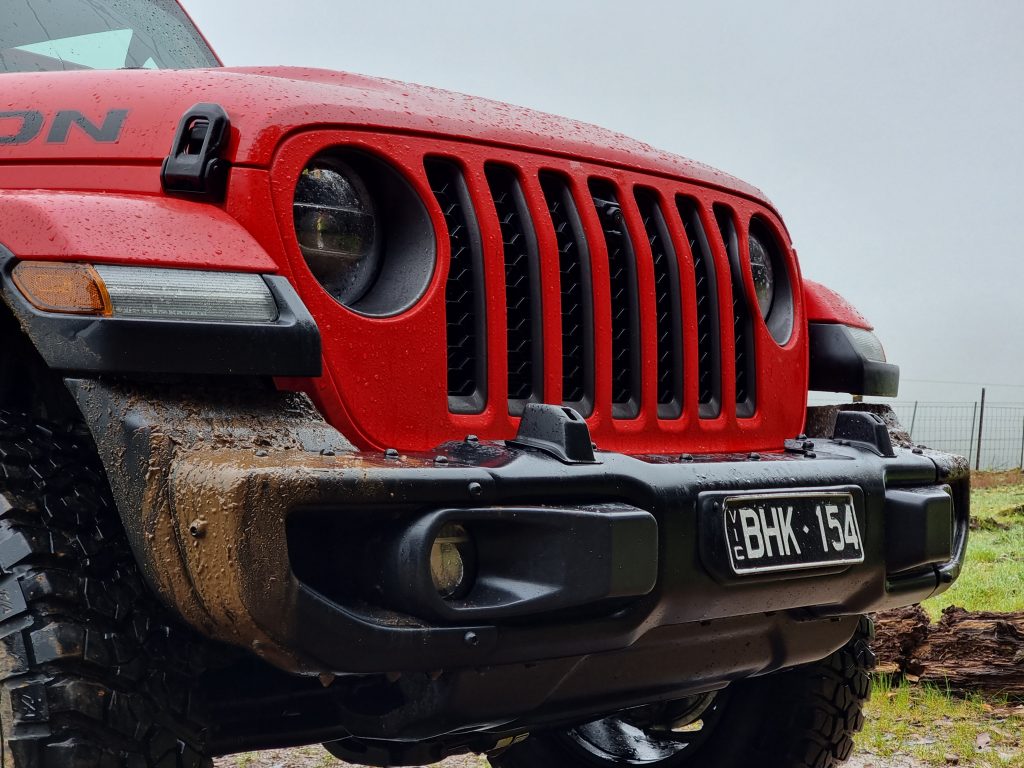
{"left": 723, "top": 492, "right": 863, "bottom": 575}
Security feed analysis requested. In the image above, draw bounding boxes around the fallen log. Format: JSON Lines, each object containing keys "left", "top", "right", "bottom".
{"left": 873, "top": 605, "right": 931, "bottom": 674}
{"left": 909, "top": 608, "right": 1024, "bottom": 696}
{"left": 873, "top": 606, "right": 1024, "bottom": 697}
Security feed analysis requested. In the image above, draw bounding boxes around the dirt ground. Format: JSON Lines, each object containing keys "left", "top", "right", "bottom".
{"left": 971, "top": 469, "right": 1024, "bottom": 490}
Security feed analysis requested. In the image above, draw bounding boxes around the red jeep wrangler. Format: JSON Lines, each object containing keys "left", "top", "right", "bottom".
{"left": 0, "top": 2, "right": 968, "bottom": 767}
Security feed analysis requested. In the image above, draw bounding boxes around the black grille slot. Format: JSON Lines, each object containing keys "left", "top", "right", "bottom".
{"left": 540, "top": 173, "right": 593, "bottom": 412}
{"left": 485, "top": 164, "right": 542, "bottom": 414}
{"left": 590, "top": 179, "right": 640, "bottom": 418}
{"left": 425, "top": 158, "right": 486, "bottom": 413}
{"left": 636, "top": 190, "right": 683, "bottom": 419}
{"left": 677, "top": 198, "right": 721, "bottom": 417}
{"left": 715, "top": 204, "right": 756, "bottom": 417}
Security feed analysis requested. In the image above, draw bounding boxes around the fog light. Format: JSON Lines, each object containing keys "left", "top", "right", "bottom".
{"left": 429, "top": 523, "right": 475, "bottom": 600}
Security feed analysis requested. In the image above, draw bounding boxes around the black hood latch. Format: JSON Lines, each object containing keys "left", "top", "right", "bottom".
{"left": 161, "top": 103, "right": 231, "bottom": 200}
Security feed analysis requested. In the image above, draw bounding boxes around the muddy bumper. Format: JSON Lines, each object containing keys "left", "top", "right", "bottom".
{"left": 68, "top": 381, "right": 967, "bottom": 735}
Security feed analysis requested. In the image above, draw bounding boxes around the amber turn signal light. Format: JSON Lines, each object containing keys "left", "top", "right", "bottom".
{"left": 11, "top": 261, "right": 112, "bottom": 316}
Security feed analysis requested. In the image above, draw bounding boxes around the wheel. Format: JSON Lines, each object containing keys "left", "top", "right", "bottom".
{"left": 0, "top": 412, "right": 211, "bottom": 767}
{"left": 490, "top": 617, "right": 875, "bottom": 768}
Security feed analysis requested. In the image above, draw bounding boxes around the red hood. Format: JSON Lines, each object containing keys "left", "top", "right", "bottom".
{"left": 0, "top": 66, "right": 769, "bottom": 204}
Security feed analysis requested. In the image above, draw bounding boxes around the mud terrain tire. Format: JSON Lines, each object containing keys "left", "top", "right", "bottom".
{"left": 490, "top": 617, "right": 875, "bottom": 768}
{"left": 0, "top": 412, "right": 211, "bottom": 767}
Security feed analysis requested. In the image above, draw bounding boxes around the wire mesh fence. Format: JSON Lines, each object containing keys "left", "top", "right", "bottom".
{"left": 889, "top": 398, "right": 1024, "bottom": 470}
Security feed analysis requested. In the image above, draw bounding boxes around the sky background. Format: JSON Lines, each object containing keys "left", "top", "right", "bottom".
{"left": 183, "top": 0, "right": 1024, "bottom": 406}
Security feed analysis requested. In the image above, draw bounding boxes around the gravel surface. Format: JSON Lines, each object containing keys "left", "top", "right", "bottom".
{"left": 215, "top": 748, "right": 919, "bottom": 767}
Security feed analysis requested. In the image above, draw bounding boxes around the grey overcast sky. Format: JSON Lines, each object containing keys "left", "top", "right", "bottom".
{"left": 183, "top": 0, "right": 1023, "bottom": 404}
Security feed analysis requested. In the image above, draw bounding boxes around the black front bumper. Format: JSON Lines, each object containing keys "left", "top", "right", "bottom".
{"left": 69, "top": 384, "right": 968, "bottom": 742}
{"left": 281, "top": 429, "right": 965, "bottom": 674}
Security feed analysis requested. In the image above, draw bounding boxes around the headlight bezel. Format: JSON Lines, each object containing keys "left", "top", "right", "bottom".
{"left": 747, "top": 216, "right": 794, "bottom": 346}
{"left": 291, "top": 148, "right": 436, "bottom": 318}
{"left": 293, "top": 159, "right": 383, "bottom": 308}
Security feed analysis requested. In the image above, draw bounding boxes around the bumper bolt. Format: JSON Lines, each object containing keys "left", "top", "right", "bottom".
{"left": 802, "top": 441, "right": 815, "bottom": 451}
{"left": 435, "top": 456, "right": 449, "bottom": 466}
{"left": 464, "top": 631, "right": 480, "bottom": 647}
{"left": 188, "top": 519, "right": 208, "bottom": 538}
{"left": 796, "top": 434, "right": 808, "bottom": 441}
{"left": 465, "top": 434, "right": 479, "bottom": 443}
{"left": 468, "top": 482, "right": 483, "bottom": 498}
{"left": 321, "top": 448, "right": 335, "bottom": 457}
{"left": 679, "top": 454, "right": 693, "bottom": 462}
{"left": 912, "top": 447, "right": 924, "bottom": 455}
{"left": 384, "top": 448, "right": 399, "bottom": 460}
{"left": 749, "top": 452, "right": 762, "bottom": 461}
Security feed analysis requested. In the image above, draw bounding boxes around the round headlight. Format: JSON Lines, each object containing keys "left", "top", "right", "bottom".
{"left": 748, "top": 232, "right": 776, "bottom": 318}
{"left": 429, "top": 523, "right": 476, "bottom": 600}
{"left": 294, "top": 162, "right": 381, "bottom": 307}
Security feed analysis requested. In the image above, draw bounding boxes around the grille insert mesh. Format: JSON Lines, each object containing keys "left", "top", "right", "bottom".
{"left": 677, "top": 197, "right": 721, "bottom": 416}
{"left": 636, "top": 190, "right": 683, "bottom": 418}
{"left": 541, "top": 173, "right": 593, "bottom": 411}
{"left": 715, "top": 204, "right": 756, "bottom": 416}
{"left": 486, "top": 164, "right": 541, "bottom": 413}
{"left": 426, "top": 158, "right": 486, "bottom": 412}
{"left": 590, "top": 179, "right": 640, "bottom": 418}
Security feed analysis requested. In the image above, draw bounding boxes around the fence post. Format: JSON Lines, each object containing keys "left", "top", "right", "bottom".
{"left": 1020, "top": 415, "right": 1024, "bottom": 470}
{"left": 909, "top": 401, "right": 919, "bottom": 437}
{"left": 975, "top": 388, "right": 986, "bottom": 471}
{"left": 968, "top": 401, "right": 978, "bottom": 467}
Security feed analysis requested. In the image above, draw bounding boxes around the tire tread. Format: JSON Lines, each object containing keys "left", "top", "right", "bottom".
{"left": 0, "top": 413, "right": 211, "bottom": 768}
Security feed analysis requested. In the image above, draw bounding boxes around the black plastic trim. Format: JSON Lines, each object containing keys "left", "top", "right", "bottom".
{"left": 69, "top": 380, "right": 968, "bottom": 695}
{"left": 589, "top": 179, "right": 641, "bottom": 419}
{"left": 540, "top": 172, "right": 594, "bottom": 416}
{"left": 426, "top": 159, "right": 488, "bottom": 414}
{"left": 507, "top": 403, "right": 597, "bottom": 464}
{"left": 371, "top": 503, "right": 657, "bottom": 622}
{"left": 0, "top": 248, "right": 321, "bottom": 377}
{"left": 715, "top": 204, "right": 756, "bottom": 418}
{"left": 677, "top": 197, "right": 721, "bottom": 418}
{"left": 485, "top": 164, "right": 543, "bottom": 415}
{"left": 833, "top": 410, "right": 896, "bottom": 458}
{"left": 160, "top": 103, "right": 231, "bottom": 200}
{"left": 884, "top": 485, "right": 954, "bottom": 573}
{"left": 636, "top": 189, "right": 683, "bottom": 420}
{"left": 808, "top": 322, "right": 900, "bottom": 397}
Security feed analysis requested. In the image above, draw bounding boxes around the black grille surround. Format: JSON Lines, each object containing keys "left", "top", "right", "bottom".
{"left": 541, "top": 173, "right": 594, "bottom": 414}
{"left": 636, "top": 190, "right": 683, "bottom": 419}
{"left": 715, "top": 204, "right": 756, "bottom": 418}
{"left": 425, "top": 159, "right": 487, "bottom": 413}
{"left": 677, "top": 197, "right": 721, "bottom": 417}
{"left": 486, "top": 164, "right": 543, "bottom": 414}
{"left": 589, "top": 179, "right": 641, "bottom": 419}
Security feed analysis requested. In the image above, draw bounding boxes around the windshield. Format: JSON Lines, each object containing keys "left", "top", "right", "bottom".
{"left": 1, "top": 0, "right": 219, "bottom": 73}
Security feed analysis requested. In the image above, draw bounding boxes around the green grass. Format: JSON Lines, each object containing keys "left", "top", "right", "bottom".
{"left": 862, "top": 677, "right": 1024, "bottom": 766}
{"left": 926, "top": 483, "right": 1024, "bottom": 618}
{"left": 857, "top": 475, "right": 1024, "bottom": 766}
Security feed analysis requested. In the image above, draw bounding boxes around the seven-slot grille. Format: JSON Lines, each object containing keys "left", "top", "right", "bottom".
{"left": 427, "top": 163, "right": 761, "bottom": 421}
